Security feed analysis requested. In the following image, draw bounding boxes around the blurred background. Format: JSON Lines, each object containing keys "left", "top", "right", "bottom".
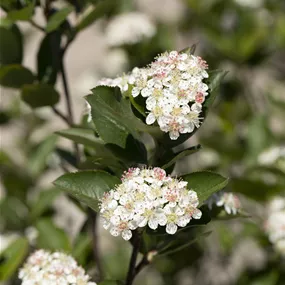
{"left": 0, "top": 0, "right": 285, "bottom": 284}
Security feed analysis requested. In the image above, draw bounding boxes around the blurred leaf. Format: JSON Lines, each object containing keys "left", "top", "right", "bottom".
{"left": 0, "top": 110, "right": 10, "bottom": 124}
{"left": 28, "top": 135, "right": 58, "bottom": 177}
{"left": 249, "top": 270, "right": 279, "bottom": 285}
{"left": 37, "top": 32, "right": 61, "bottom": 85}
{"left": 0, "top": 197, "right": 28, "bottom": 231}
{"left": 72, "top": 233, "right": 92, "bottom": 266}
{"left": 0, "top": 20, "right": 23, "bottom": 65}
{"left": 248, "top": 166, "right": 285, "bottom": 185}
{"left": 0, "top": 156, "right": 33, "bottom": 199}
{"left": 231, "top": 178, "right": 284, "bottom": 201}
{"left": 56, "top": 127, "right": 105, "bottom": 149}
{"left": 182, "top": 171, "right": 229, "bottom": 206}
{"left": 161, "top": 145, "right": 201, "bottom": 169}
{"left": 0, "top": 64, "right": 34, "bottom": 88}
{"left": 7, "top": 3, "right": 34, "bottom": 21}
{"left": 268, "top": 94, "right": 285, "bottom": 112}
{"left": 247, "top": 114, "right": 272, "bottom": 162}
{"left": 99, "top": 281, "right": 124, "bottom": 285}
{"left": 86, "top": 86, "right": 144, "bottom": 148}
{"left": 0, "top": 237, "right": 29, "bottom": 281}
{"left": 21, "top": 83, "right": 60, "bottom": 108}
{"left": 53, "top": 170, "right": 120, "bottom": 211}
{"left": 46, "top": 6, "right": 74, "bottom": 33}
{"left": 30, "top": 188, "right": 62, "bottom": 220}
{"left": 36, "top": 218, "right": 71, "bottom": 251}
{"left": 76, "top": 0, "right": 115, "bottom": 32}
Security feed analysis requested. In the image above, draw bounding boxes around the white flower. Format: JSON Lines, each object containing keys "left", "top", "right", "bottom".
{"left": 258, "top": 146, "right": 285, "bottom": 165}
{"left": 234, "top": 0, "right": 263, "bottom": 8}
{"left": 95, "top": 74, "right": 130, "bottom": 93}
{"left": 136, "top": 0, "right": 186, "bottom": 24}
{"left": 106, "top": 12, "right": 156, "bottom": 46}
{"left": 264, "top": 196, "right": 285, "bottom": 256}
{"left": 95, "top": 50, "right": 209, "bottom": 140}
{"left": 207, "top": 192, "right": 241, "bottom": 215}
{"left": 99, "top": 167, "right": 202, "bottom": 239}
{"left": 85, "top": 101, "right": 92, "bottom": 122}
{"left": 102, "top": 48, "right": 128, "bottom": 77}
{"left": 19, "top": 250, "right": 96, "bottom": 285}
{"left": 129, "top": 51, "right": 209, "bottom": 140}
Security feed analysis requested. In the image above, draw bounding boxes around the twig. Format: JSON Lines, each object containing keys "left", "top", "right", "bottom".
{"left": 59, "top": 53, "right": 81, "bottom": 164}
{"left": 52, "top": 107, "right": 70, "bottom": 125}
{"left": 89, "top": 209, "right": 104, "bottom": 281}
{"left": 29, "top": 20, "right": 45, "bottom": 32}
{"left": 60, "top": 58, "right": 74, "bottom": 124}
{"left": 134, "top": 255, "right": 149, "bottom": 276}
{"left": 125, "top": 230, "right": 142, "bottom": 285}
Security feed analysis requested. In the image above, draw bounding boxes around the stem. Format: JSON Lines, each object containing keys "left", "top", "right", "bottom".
{"left": 52, "top": 107, "right": 70, "bottom": 125}
{"left": 125, "top": 231, "right": 142, "bottom": 285}
{"left": 29, "top": 20, "right": 45, "bottom": 32}
{"left": 134, "top": 255, "right": 149, "bottom": 276}
{"left": 89, "top": 209, "right": 104, "bottom": 281}
{"left": 59, "top": 54, "right": 81, "bottom": 164}
{"left": 60, "top": 58, "right": 74, "bottom": 125}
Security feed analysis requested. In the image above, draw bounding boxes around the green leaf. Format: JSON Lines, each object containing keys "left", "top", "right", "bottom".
{"left": 53, "top": 170, "right": 120, "bottom": 211}
{"left": 28, "top": 135, "right": 58, "bottom": 177}
{"left": 7, "top": 3, "right": 34, "bottom": 21}
{"left": 204, "top": 70, "right": 228, "bottom": 110}
{"left": 76, "top": 0, "right": 115, "bottom": 32}
{"left": 182, "top": 171, "right": 229, "bottom": 206}
{"left": 161, "top": 145, "right": 201, "bottom": 169}
{"left": 21, "top": 83, "right": 60, "bottom": 108}
{"left": 37, "top": 32, "right": 61, "bottom": 85}
{"left": 56, "top": 128, "right": 105, "bottom": 149}
{"left": 36, "top": 218, "right": 71, "bottom": 251}
{"left": 86, "top": 86, "right": 143, "bottom": 148}
{"left": 0, "top": 64, "right": 34, "bottom": 88}
{"left": 0, "top": 20, "right": 23, "bottom": 65}
{"left": 129, "top": 94, "right": 146, "bottom": 117}
{"left": 159, "top": 231, "right": 212, "bottom": 257}
{"left": 30, "top": 188, "right": 62, "bottom": 220}
{"left": 46, "top": 6, "right": 74, "bottom": 33}
{"left": 106, "top": 135, "right": 147, "bottom": 165}
{"left": 0, "top": 237, "right": 29, "bottom": 281}
{"left": 55, "top": 147, "right": 78, "bottom": 168}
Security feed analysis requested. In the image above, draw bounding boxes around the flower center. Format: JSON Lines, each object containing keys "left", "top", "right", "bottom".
{"left": 167, "top": 213, "right": 177, "bottom": 223}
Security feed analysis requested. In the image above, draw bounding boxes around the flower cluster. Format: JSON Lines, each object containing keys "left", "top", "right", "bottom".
{"left": 105, "top": 12, "right": 156, "bottom": 46}
{"left": 207, "top": 192, "right": 241, "bottom": 215}
{"left": 94, "top": 51, "right": 209, "bottom": 140}
{"left": 129, "top": 51, "right": 209, "bottom": 140}
{"left": 19, "top": 250, "right": 96, "bottom": 285}
{"left": 264, "top": 196, "right": 285, "bottom": 256}
{"left": 99, "top": 167, "right": 202, "bottom": 240}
